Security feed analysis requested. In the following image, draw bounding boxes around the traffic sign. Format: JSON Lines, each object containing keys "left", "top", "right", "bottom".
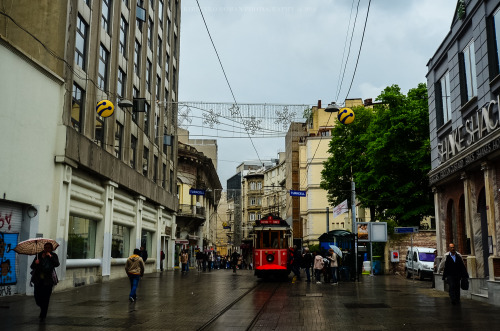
{"left": 289, "top": 190, "right": 306, "bottom": 197}
{"left": 394, "top": 227, "right": 418, "bottom": 234}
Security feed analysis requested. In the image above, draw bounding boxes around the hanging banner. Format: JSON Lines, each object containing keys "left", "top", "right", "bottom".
{"left": 332, "top": 200, "right": 348, "bottom": 218}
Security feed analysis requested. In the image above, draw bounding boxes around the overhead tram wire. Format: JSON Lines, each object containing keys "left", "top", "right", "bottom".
{"left": 334, "top": 0, "right": 357, "bottom": 102}
{"left": 343, "top": 0, "right": 371, "bottom": 101}
{"left": 298, "top": 1, "right": 371, "bottom": 190}
{"left": 335, "top": 0, "right": 361, "bottom": 102}
{"left": 195, "top": 0, "right": 263, "bottom": 164}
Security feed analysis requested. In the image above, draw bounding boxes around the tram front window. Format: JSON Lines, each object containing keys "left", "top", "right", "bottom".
{"left": 258, "top": 230, "right": 282, "bottom": 249}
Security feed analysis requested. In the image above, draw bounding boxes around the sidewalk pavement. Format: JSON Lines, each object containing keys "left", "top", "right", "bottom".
{"left": 1, "top": 269, "right": 500, "bottom": 330}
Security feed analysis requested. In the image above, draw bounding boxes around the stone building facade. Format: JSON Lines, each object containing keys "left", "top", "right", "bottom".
{"left": 427, "top": 0, "right": 500, "bottom": 305}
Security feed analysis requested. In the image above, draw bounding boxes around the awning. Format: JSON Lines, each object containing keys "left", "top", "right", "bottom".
{"left": 175, "top": 239, "right": 189, "bottom": 244}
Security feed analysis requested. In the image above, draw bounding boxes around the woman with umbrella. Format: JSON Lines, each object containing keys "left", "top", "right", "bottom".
{"left": 29, "top": 241, "right": 60, "bottom": 321}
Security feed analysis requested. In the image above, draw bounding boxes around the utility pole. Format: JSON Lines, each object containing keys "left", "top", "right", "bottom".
{"left": 326, "top": 207, "right": 330, "bottom": 233}
{"left": 352, "top": 181, "right": 358, "bottom": 281}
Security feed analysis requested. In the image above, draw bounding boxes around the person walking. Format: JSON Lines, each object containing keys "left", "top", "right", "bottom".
{"left": 160, "top": 250, "right": 165, "bottom": 271}
{"left": 327, "top": 248, "right": 339, "bottom": 285}
{"left": 30, "top": 242, "right": 60, "bottom": 322}
{"left": 442, "top": 243, "right": 468, "bottom": 305}
{"left": 231, "top": 251, "right": 240, "bottom": 273}
{"left": 302, "top": 247, "right": 313, "bottom": 282}
{"left": 313, "top": 252, "right": 324, "bottom": 284}
{"left": 180, "top": 250, "right": 189, "bottom": 274}
{"left": 125, "top": 248, "right": 145, "bottom": 302}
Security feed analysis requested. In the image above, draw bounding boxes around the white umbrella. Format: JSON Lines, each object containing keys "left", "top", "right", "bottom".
{"left": 329, "top": 245, "right": 342, "bottom": 258}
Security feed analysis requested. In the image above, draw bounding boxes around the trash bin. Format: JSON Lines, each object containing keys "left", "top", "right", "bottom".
{"left": 372, "top": 256, "right": 383, "bottom": 275}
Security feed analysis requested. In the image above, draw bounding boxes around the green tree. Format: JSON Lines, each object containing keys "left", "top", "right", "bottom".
{"left": 321, "top": 83, "right": 433, "bottom": 226}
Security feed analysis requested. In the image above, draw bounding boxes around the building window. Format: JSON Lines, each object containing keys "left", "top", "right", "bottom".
{"left": 95, "top": 115, "right": 105, "bottom": 146}
{"left": 257, "top": 182, "right": 262, "bottom": 190}
{"left": 173, "top": 35, "right": 177, "bottom": 58}
{"left": 156, "top": 75, "right": 161, "bottom": 101}
{"left": 460, "top": 40, "right": 477, "bottom": 104}
{"left": 130, "top": 134, "right": 137, "bottom": 168}
{"left": 117, "top": 68, "right": 126, "bottom": 100}
{"left": 163, "top": 125, "right": 168, "bottom": 154}
{"left": 101, "top": 0, "right": 112, "bottom": 34}
{"left": 154, "top": 155, "right": 158, "bottom": 183}
{"left": 132, "top": 86, "right": 139, "bottom": 123}
{"left": 166, "top": 18, "right": 171, "bottom": 44}
{"left": 165, "top": 54, "right": 170, "bottom": 76}
{"left": 155, "top": 112, "right": 160, "bottom": 144}
{"left": 159, "top": 0, "right": 164, "bottom": 28}
{"left": 250, "top": 213, "right": 256, "bottom": 222}
{"left": 488, "top": 9, "right": 500, "bottom": 79}
{"left": 250, "top": 182, "right": 256, "bottom": 190}
{"left": 144, "top": 102, "right": 150, "bottom": 136}
{"left": 148, "top": 18, "right": 154, "bottom": 50}
{"left": 111, "top": 224, "right": 130, "bottom": 258}
{"left": 75, "top": 15, "right": 88, "bottom": 71}
{"left": 162, "top": 163, "right": 167, "bottom": 188}
{"left": 250, "top": 197, "right": 256, "bottom": 206}
{"left": 141, "top": 229, "right": 153, "bottom": 254}
{"left": 72, "top": 83, "right": 84, "bottom": 132}
{"left": 157, "top": 37, "right": 162, "bottom": 66}
{"left": 115, "top": 121, "right": 123, "bottom": 159}
{"left": 146, "top": 59, "right": 152, "bottom": 92}
{"left": 170, "top": 169, "right": 174, "bottom": 193}
{"left": 143, "top": 147, "right": 149, "bottom": 177}
{"left": 172, "top": 68, "right": 176, "bottom": 91}
{"left": 134, "top": 40, "right": 141, "bottom": 77}
{"left": 435, "top": 71, "right": 452, "bottom": 127}
{"left": 119, "top": 15, "right": 128, "bottom": 56}
{"left": 98, "top": 44, "right": 109, "bottom": 90}
{"left": 67, "top": 215, "right": 97, "bottom": 259}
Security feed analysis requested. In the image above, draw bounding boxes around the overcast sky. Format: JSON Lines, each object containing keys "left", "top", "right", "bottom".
{"left": 178, "top": 0, "right": 457, "bottom": 188}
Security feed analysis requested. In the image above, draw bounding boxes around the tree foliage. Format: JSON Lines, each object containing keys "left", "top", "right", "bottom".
{"left": 320, "top": 83, "right": 433, "bottom": 226}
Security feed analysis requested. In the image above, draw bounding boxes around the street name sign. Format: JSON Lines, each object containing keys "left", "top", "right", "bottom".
{"left": 189, "top": 189, "right": 206, "bottom": 196}
{"left": 289, "top": 190, "right": 306, "bottom": 197}
{"left": 394, "top": 227, "right": 419, "bottom": 234}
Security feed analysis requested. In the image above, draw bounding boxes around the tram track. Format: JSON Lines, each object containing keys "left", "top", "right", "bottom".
{"left": 196, "top": 280, "right": 282, "bottom": 331}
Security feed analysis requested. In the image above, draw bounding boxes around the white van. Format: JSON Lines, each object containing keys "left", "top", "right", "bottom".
{"left": 405, "top": 247, "right": 436, "bottom": 280}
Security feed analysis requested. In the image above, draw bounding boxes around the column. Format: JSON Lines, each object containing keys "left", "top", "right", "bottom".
{"left": 102, "top": 181, "right": 118, "bottom": 278}
{"left": 134, "top": 196, "right": 146, "bottom": 251}
{"left": 432, "top": 186, "right": 444, "bottom": 256}
{"left": 156, "top": 205, "right": 164, "bottom": 270}
{"left": 461, "top": 172, "right": 477, "bottom": 278}
{"left": 54, "top": 164, "right": 73, "bottom": 282}
{"left": 482, "top": 162, "right": 498, "bottom": 256}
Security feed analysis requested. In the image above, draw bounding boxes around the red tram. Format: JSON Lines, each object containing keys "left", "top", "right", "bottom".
{"left": 253, "top": 214, "right": 293, "bottom": 278}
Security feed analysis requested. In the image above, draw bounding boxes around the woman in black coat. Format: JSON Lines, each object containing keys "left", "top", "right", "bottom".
{"left": 30, "top": 242, "right": 60, "bottom": 321}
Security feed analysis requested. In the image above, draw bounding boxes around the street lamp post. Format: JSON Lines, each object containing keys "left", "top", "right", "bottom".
{"left": 351, "top": 180, "right": 358, "bottom": 281}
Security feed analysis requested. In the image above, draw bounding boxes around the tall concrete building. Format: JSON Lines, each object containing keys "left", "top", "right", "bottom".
{"left": 0, "top": 0, "right": 180, "bottom": 294}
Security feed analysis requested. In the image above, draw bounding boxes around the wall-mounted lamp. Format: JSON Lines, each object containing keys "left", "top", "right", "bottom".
{"left": 27, "top": 205, "right": 38, "bottom": 218}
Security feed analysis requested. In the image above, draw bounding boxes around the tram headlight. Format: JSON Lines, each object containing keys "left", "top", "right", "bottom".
{"left": 266, "top": 254, "right": 274, "bottom": 263}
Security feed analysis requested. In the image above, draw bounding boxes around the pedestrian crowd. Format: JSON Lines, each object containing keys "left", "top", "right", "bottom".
{"left": 288, "top": 245, "right": 341, "bottom": 285}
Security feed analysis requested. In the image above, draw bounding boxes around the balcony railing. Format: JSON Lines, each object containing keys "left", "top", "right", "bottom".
{"left": 178, "top": 204, "right": 205, "bottom": 217}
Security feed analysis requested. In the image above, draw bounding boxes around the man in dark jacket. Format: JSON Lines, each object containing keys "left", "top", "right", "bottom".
{"left": 302, "top": 247, "right": 313, "bottom": 282}
{"left": 442, "top": 243, "right": 468, "bottom": 305}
